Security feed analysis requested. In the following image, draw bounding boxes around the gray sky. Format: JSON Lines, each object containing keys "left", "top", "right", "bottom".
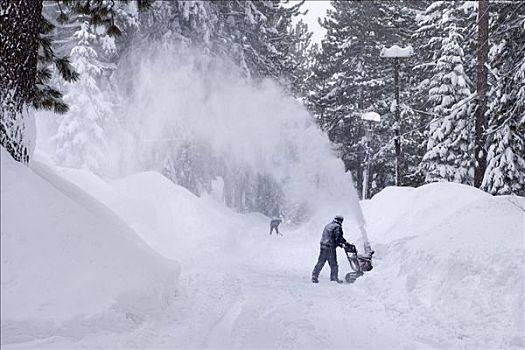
{"left": 292, "top": 1, "right": 333, "bottom": 45}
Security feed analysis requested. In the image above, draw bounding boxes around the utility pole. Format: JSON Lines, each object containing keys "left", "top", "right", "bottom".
{"left": 361, "top": 112, "right": 381, "bottom": 199}
{"left": 380, "top": 45, "right": 414, "bottom": 186}
{"left": 362, "top": 132, "right": 371, "bottom": 200}
{"left": 474, "top": 0, "right": 489, "bottom": 188}
{"left": 393, "top": 58, "right": 401, "bottom": 186}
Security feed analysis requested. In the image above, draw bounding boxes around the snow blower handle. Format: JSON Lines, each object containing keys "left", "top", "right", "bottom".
{"left": 343, "top": 242, "right": 357, "bottom": 253}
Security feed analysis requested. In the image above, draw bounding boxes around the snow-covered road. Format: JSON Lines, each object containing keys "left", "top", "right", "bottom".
{"left": 12, "top": 248, "right": 413, "bottom": 349}
{"left": 120, "top": 260, "right": 409, "bottom": 349}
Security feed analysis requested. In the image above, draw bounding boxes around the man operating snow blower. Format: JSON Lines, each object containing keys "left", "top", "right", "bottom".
{"left": 311, "top": 215, "right": 353, "bottom": 284}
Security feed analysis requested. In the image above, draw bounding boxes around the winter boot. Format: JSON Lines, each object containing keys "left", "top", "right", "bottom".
{"left": 311, "top": 276, "right": 319, "bottom": 283}
{"left": 331, "top": 278, "right": 343, "bottom": 284}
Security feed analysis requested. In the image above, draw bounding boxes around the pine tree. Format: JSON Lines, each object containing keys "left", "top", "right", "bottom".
{"left": 135, "top": 1, "right": 303, "bottom": 83}
{"left": 47, "top": 2, "right": 139, "bottom": 175}
{"left": 137, "top": 1, "right": 210, "bottom": 46}
{"left": 309, "top": 1, "right": 374, "bottom": 196}
{"left": 482, "top": 1, "right": 525, "bottom": 195}
{"left": 162, "top": 140, "right": 216, "bottom": 196}
{"left": 0, "top": 0, "right": 151, "bottom": 163}
{"left": 286, "top": 19, "right": 313, "bottom": 98}
{"left": 1, "top": 1, "right": 48, "bottom": 163}
{"left": 210, "top": 0, "right": 303, "bottom": 82}
{"left": 55, "top": 21, "right": 111, "bottom": 173}
{"left": 417, "top": 1, "right": 474, "bottom": 184}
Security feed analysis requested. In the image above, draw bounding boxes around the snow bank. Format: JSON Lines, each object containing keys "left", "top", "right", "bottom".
{"left": 0, "top": 148, "right": 180, "bottom": 344}
{"left": 48, "top": 165, "right": 260, "bottom": 264}
{"left": 361, "top": 182, "right": 525, "bottom": 349}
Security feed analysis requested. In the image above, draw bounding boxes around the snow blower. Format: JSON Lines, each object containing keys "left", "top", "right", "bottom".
{"left": 343, "top": 243, "right": 374, "bottom": 283}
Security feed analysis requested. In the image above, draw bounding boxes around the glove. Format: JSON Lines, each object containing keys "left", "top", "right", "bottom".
{"left": 345, "top": 243, "right": 357, "bottom": 252}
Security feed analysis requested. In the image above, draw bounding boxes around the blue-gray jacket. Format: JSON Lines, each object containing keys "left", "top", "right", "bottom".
{"left": 320, "top": 220, "right": 348, "bottom": 248}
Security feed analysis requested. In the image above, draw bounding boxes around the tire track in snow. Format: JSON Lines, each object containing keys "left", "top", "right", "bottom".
{"left": 205, "top": 298, "right": 245, "bottom": 348}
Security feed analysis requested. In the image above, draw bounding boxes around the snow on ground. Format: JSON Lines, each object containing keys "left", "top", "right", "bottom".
{"left": 2, "top": 152, "right": 524, "bottom": 348}
{"left": 0, "top": 148, "right": 180, "bottom": 345}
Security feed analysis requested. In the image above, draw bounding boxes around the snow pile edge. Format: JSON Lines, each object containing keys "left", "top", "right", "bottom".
{"left": 0, "top": 148, "right": 180, "bottom": 344}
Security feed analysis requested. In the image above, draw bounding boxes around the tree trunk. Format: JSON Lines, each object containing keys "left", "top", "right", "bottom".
{"left": 0, "top": 0, "right": 43, "bottom": 163}
{"left": 474, "top": 0, "right": 489, "bottom": 187}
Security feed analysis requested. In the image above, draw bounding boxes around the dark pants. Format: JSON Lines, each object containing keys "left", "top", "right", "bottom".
{"left": 270, "top": 225, "right": 280, "bottom": 234}
{"left": 312, "top": 246, "right": 338, "bottom": 280}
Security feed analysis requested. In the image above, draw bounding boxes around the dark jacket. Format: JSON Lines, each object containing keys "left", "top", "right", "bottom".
{"left": 320, "top": 220, "right": 348, "bottom": 248}
{"left": 270, "top": 219, "right": 282, "bottom": 227}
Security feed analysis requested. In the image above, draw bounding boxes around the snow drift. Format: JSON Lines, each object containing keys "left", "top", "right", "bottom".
{"left": 0, "top": 148, "right": 180, "bottom": 344}
{"left": 361, "top": 183, "right": 525, "bottom": 349}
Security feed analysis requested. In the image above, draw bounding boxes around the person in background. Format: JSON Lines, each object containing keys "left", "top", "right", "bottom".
{"left": 311, "top": 215, "right": 350, "bottom": 283}
{"left": 269, "top": 217, "right": 282, "bottom": 235}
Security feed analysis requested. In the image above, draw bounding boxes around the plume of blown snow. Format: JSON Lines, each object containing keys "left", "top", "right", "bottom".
{"left": 39, "top": 43, "right": 367, "bottom": 228}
